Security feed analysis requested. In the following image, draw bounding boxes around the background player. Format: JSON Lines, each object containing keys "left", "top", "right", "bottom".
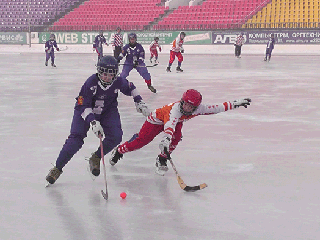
{"left": 109, "top": 89, "right": 251, "bottom": 176}
{"left": 166, "top": 32, "right": 186, "bottom": 73}
{"left": 149, "top": 37, "right": 162, "bottom": 64}
{"left": 118, "top": 32, "right": 157, "bottom": 93}
{"left": 111, "top": 27, "right": 123, "bottom": 59}
{"left": 234, "top": 32, "right": 245, "bottom": 58}
{"left": 93, "top": 30, "right": 108, "bottom": 62}
{"left": 264, "top": 33, "right": 275, "bottom": 62}
{"left": 45, "top": 56, "right": 150, "bottom": 185}
{"left": 45, "top": 34, "right": 59, "bottom": 67}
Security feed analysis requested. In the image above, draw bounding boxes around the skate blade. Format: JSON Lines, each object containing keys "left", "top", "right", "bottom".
{"left": 86, "top": 165, "right": 98, "bottom": 181}
{"left": 155, "top": 169, "right": 166, "bottom": 176}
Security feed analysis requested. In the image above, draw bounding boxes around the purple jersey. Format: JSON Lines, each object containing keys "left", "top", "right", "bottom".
{"left": 121, "top": 43, "right": 145, "bottom": 65}
{"left": 266, "top": 38, "right": 275, "bottom": 49}
{"left": 93, "top": 35, "right": 106, "bottom": 48}
{"left": 45, "top": 40, "right": 58, "bottom": 52}
{"left": 75, "top": 74, "right": 142, "bottom": 123}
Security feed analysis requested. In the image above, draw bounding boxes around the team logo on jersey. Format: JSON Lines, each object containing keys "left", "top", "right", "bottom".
{"left": 77, "top": 96, "right": 84, "bottom": 105}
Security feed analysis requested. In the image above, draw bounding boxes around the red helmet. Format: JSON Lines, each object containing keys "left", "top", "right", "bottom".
{"left": 180, "top": 89, "right": 202, "bottom": 115}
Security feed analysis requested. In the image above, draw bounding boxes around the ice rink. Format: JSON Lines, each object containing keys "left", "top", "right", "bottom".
{"left": 1, "top": 52, "right": 320, "bottom": 240}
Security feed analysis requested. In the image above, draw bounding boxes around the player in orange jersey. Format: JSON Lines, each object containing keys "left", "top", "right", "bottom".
{"left": 109, "top": 89, "right": 251, "bottom": 175}
{"left": 149, "top": 37, "right": 162, "bottom": 64}
{"left": 166, "top": 32, "right": 186, "bottom": 72}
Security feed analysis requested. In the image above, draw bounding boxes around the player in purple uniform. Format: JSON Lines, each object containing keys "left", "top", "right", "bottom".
{"left": 118, "top": 33, "right": 157, "bottom": 93}
{"left": 264, "top": 33, "right": 275, "bottom": 62}
{"left": 45, "top": 34, "right": 59, "bottom": 67}
{"left": 46, "top": 55, "right": 150, "bottom": 185}
{"left": 93, "top": 30, "right": 108, "bottom": 62}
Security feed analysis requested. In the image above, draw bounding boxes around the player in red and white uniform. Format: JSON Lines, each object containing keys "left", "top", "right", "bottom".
{"left": 109, "top": 89, "right": 251, "bottom": 175}
{"left": 149, "top": 37, "right": 162, "bottom": 64}
{"left": 166, "top": 32, "right": 186, "bottom": 72}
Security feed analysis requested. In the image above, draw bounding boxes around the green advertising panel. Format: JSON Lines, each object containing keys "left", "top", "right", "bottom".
{"left": 39, "top": 31, "right": 212, "bottom": 45}
{"left": 0, "top": 32, "right": 27, "bottom": 44}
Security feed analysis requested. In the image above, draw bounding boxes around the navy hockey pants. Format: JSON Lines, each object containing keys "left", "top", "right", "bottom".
{"left": 55, "top": 107, "right": 123, "bottom": 170}
{"left": 120, "top": 62, "right": 152, "bottom": 86}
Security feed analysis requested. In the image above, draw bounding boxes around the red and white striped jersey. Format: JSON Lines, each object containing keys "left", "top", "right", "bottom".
{"left": 171, "top": 33, "right": 184, "bottom": 52}
{"left": 147, "top": 101, "right": 234, "bottom": 139}
{"left": 111, "top": 33, "right": 123, "bottom": 47}
{"left": 149, "top": 41, "right": 161, "bottom": 52}
{"left": 235, "top": 35, "right": 245, "bottom": 46}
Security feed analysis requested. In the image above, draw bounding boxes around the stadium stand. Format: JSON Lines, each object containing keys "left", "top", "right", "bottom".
{"left": 1, "top": 0, "right": 319, "bottom": 31}
{"left": 0, "top": 0, "right": 84, "bottom": 31}
{"left": 51, "top": 0, "right": 168, "bottom": 31}
{"left": 244, "top": 0, "right": 320, "bottom": 28}
{"left": 153, "top": 0, "right": 271, "bottom": 30}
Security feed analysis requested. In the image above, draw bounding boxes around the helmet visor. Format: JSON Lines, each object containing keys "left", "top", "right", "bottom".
{"left": 98, "top": 66, "right": 118, "bottom": 85}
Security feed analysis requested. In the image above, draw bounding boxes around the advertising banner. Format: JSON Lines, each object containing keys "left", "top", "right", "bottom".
{"left": 38, "top": 31, "right": 212, "bottom": 45}
{"left": 0, "top": 32, "right": 27, "bottom": 44}
{"left": 212, "top": 30, "right": 320, "bottom": 44}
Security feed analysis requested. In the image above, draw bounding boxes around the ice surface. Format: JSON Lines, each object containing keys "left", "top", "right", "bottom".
{"left": 1, "top": 52, "right": 320, "bottom": 240}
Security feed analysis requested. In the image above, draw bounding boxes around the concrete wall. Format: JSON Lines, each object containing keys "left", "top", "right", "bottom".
{"left": 165, "top": 0, "right": 190, "bottom": 9}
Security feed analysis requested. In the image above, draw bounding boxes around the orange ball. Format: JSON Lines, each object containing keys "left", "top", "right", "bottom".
{"left": 120, "top": 192, "right": 127, "bottom": 199}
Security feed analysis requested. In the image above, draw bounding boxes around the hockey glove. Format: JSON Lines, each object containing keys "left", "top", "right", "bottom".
{"left": 232, "top": 98, "right": 251, "bottom": 108}
{"left": 181, "top": 49, "right": 184, "bottom": 53}
{"left": 117, "top": 56, "right": 123, "bottom": 63}
{"left": 159, "top": 137, "right": 171, "bottom": 154}
{"left": 133, "top": 60, "right": 139, "bottom": 68}
{"left": 135, "top": 100, "right": 151, "bottom": 117}
{"left": 90, "top": 120, "right": 104, "bottom": 138}
{"left": 56, "top": 48, "right": 60, "bottom": 51}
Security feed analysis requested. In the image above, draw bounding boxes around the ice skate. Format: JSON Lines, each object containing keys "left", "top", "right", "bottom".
{"left": 45, "top": 61, "right": 48, "bottom": 66}
{"left": 264, "top": 57, "right": 267, "bottom": 61}
{"left": 51, "top": 63, "right": 56, "bottom": 67}
{"left": 148, "top": 85, "right": 157, "bottom": 93}
{"left": 109, "top": 147, "right": 123, "bottom": 166}
{"left": 88, "top": 153, "right": 101, "bottom": 176}
{"left": 176, "top": 66, "right": 183, "bottom": 72}
{"left": 46, "top": 166, "right": 62, "bottom": 184}
{"left": 150, "top": 57, "right": 153, "bottom": 63}
{"left": 166, "top": 66, "right": 171, "bottom": 72}
{"left": 155, "top": 155, "right": 169, "bottom": 176}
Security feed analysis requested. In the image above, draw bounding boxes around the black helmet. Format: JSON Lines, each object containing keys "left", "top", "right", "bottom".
{"left": 128, "top": 32, "right": 137, "bottom": 47}
{"left": 97, "top": 55, "right": 119, "bottom": 86}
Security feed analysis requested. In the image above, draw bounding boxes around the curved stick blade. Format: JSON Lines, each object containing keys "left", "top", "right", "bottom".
{"left": 183, "top": 183, "right": 208, "bottom": 192}
{"left": 101, "top": 190, "right": 108, "bottom": 200}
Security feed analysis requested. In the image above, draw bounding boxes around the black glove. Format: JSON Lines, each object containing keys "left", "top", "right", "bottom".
{"left": 181, "top": 49, "right": 184, "bottom": 53}
{"left": 133, "top": 60, "right": 139, "bottom": 68}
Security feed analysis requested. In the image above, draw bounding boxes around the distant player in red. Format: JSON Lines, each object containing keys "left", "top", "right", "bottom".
{"left": 109, "top": 89, "right": 251, "bottom": 176}
{"left": 166, "top": 32, "right": 186, "bottom": 72}
{"left": 149, "top": 37, "right": 162, "bottom": 64}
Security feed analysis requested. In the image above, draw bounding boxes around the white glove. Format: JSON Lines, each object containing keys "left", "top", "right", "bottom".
{"left": 135, "top": 100, "right": 151, "bottom": 117}
{"left": 232, "top": 98, "right": 251, "bottom": 108}
{"left": 159, "top": 137, "right": 171, "bottom": 154}
{"left": 90, "top": 120, "right": 104, "bottom": 138}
